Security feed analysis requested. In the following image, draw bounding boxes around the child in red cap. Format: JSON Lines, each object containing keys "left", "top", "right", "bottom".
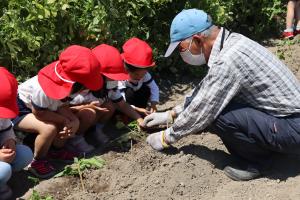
{"left": 92, "top": 44, "right": 146, "bottom": 127}
{"left": 12, "top": 45, "right": 103, "bottom": 178}
{"left": 0, "top": 67, "right": 33, "bottom": 200}
{"left": 120, "top": 37, "right": 159, "bottom": 115}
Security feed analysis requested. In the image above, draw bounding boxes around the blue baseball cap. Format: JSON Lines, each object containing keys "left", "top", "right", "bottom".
{"left": 165, "top": 9, "right": 213, "bottom": 57}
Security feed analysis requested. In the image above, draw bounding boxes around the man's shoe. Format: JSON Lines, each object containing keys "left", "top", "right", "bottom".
{"left": 224, "top": 164, "right": 261, "bottom": 181}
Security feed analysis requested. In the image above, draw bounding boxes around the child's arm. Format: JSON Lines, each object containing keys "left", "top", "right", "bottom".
{"left": 116, "top": 100, "right": 144, "bottom": 126}
{"left": 144, "top": 73, "right": 159, "bottom": 112}
{"left": 57, "top": 105, "right": 80, "bottom": 136}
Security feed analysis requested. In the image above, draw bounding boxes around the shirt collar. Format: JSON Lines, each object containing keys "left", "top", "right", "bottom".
{"left": 207, "top": 27, "right": 230, "bottom": 67}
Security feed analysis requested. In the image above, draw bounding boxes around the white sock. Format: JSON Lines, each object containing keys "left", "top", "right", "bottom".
{"left": 296, "top": 26, "right": 300, "bottom": 31}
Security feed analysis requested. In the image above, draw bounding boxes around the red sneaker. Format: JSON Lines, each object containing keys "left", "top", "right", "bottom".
{"left": 28, "top": 159, "right": 56, "bottom": 179}
{"left": 282, "top": 31, "right": 294, "bottom": 39}
{"left": 47, "top": 149, "right": 80, "bottom": 163}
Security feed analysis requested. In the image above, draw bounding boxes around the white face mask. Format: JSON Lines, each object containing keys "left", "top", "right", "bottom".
{"left": 180, "top": 38, "right": 206, "bottom": 66}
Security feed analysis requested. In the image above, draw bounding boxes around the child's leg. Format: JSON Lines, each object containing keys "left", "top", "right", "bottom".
{"left": 15, "top": 114, "right": 58, "bottom": 159}
{"left": 296, "top": 0, "right": 300, "bottom": 29}
{"left": 10, "top": 144, "right": 33, "bottom": 171}
{"left": 96, "top": 101, "right": 116, "bottom": 123}
{"left": 286, "top": 0, "right": 296, "bottom": 30}
{"left": 0, "top": 162, "right": 11, "bottom": 186}
{"left": 75, "top": 108, "right": 97, "bottom": 135}
{"left": 125, "top": 85, "right": 150, "bottom": 108}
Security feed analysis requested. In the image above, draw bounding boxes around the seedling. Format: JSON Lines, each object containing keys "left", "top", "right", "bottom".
{"left": 111, "top": 120, "right": 147, "bottom": 151}
{"left": 54, "top": 157, "right": 105, "bottom": 178}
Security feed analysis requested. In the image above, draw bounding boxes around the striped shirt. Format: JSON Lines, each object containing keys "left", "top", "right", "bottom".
{"left": 170, "top": 27, "right": 300, "bottom": 139}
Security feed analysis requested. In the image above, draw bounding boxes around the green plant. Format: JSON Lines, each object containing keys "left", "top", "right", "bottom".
{"left": 112, "top": 120, "right": 147, "bottom": 150}
{"left": 29, "top": 190, "right": 53, "bottom": 200}
{"left": 54, "top": 157, "right": 105, "bottom": 177}
{"left": 28, "top": 176, "right": 40, "bottom": 186}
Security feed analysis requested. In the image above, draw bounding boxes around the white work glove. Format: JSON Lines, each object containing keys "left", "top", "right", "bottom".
{"left": 146, "top": 128, "right": 176, "bottom": 151}
{"left": 143, "top": 111, "right": 173, "bottom": 128}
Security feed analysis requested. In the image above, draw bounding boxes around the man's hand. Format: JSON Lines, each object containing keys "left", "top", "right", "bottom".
{"left": 146, "top": 129, "right": 172, "bottom": 151}
{"left": 135, "top": 107, "right": 151, "bottom": 117}
{"left": 143, "top": 111, "right": 173, "bottom": 128}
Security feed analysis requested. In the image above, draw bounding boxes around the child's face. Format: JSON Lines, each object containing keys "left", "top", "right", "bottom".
{"left": 128, "top": 69, "right": 147, "bottom": 81}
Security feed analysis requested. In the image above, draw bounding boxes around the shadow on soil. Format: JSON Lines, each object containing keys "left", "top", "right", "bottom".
{"left": 163, "top": 143, "right": 300, "bottom": 182}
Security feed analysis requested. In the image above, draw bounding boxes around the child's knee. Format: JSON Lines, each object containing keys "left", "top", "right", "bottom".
{"left": 78, "top": 108, "right": 96, "bottom": 124}
{"left": 39, "top": 124, "right": 58, "bottom": 138}
{"left": 0, "top": 162, "right": 12, "bottom": 186}
{"left": 12, "top": 145, "right": 33, "bottom": 172}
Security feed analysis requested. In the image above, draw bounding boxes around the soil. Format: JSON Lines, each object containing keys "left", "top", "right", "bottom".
{"left": 11, "top": 36, "right": 300, "bottom": 200}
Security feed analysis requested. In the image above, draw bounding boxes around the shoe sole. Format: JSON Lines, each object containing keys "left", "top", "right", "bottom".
{"left": 28, "top": 167, "right": 56, "bottom": 179}
{"left": 224, "top": 166, "right": 260, "bottom": 181}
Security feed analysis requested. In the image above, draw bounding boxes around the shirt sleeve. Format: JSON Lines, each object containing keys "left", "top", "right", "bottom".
{"left": 106, "top": 81, "right": 124, "bottom": 103}
{"left": 31, "top": 89, "right": 61, "bottom": 111}
{"left": 170, "top": 60, "right": 242, "bottom": 140}
{"left": 143, "top": 73, "right": 159, "bottom": 103}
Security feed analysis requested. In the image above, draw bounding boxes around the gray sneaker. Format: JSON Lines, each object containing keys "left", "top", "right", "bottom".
{"left": 91, "top": 124, "right": 109, "bottom": 146}
{"left": 66, "top": 135, "right": 95, "bottom": 153}
{"left": 0, "top": 185, "right": 12, "bottom": 200}
{"left": 224, "top": 164, "right": 261, "bottom": 181}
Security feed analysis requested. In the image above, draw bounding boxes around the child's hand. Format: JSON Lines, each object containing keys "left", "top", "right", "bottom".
{"left": 135, "top": 107, "right": 151, "bottom": 117}
{"left": 65, "top": 118, "right": 80, "bottom": 136}
{"left": 2, "top": 139, "right": 16, "bottom": 151}
{"left": 150, "top": 103, "right": 157, "bottom": 113}
{"left": 137, "top": 118, "right": 145, "bottom": 128}
{"left": 0, "top": 148, "right": 16, "bottom": 163}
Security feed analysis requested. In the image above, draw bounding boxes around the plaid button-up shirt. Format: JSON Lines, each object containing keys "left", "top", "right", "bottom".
{"left": 170, "top": 27, "right": 300, "bottom": 139}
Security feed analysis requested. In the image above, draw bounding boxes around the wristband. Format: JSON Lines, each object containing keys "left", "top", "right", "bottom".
{"left": 161, "top": 130, "right": 170, "bottom": 148}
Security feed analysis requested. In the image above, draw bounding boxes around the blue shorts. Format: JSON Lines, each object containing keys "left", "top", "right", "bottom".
{"left": 11, "top": 97, "right": 32, "bottom": 126}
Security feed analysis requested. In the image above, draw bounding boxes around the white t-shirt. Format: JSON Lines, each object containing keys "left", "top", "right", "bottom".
{"left": 69, "top": 89, "right": 105, "bottom": 105}
{"left": 0, "top": 119, "right": 15, "bottom": 146}
{"left": 18, "top": 76, "right": 64, "bottom": 111}
{"left": 106, "top": 72, "right": 159, "bottom": 103}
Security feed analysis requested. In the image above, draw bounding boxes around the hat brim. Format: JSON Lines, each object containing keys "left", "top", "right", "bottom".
{"left": 38, "top": 62, "right": 74, "bottom": 100}
{"left": 121, "top": 54, "right": 156, "bottom": 68}
{"left": 102, "top": 72, "right": 129, "bottom": 81}
{"left": 83, "top": 74, "right": 104, "bottom": 91}
{"left": 164, "top": 41, "right": 180, "bottom": 57}
{"left": 0, "top": 106, "right": 19, "bottom": 118}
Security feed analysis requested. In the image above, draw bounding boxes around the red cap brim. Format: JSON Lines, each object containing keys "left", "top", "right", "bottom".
{"left": 102, "top": 72, "right": 129, "bottom": 81}
{"left": 0, "top": 105, "right": 19, "bottom": 118}
{"left": 38, "top": 62, "right": 74, "bottom": 100}
{"left": 84, "top": 74, "right": 104, "bottom": 91}
{"left": 121, "top": 54, "right": 156, "bottom": 68}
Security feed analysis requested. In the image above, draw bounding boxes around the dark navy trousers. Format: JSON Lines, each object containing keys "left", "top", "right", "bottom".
{"left": 208, "top": 103, "right": 300, "bottom": 166}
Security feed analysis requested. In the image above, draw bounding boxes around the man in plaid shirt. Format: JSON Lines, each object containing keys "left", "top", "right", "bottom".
{"left": 143, "top": 9, "right": 300, "bottom": 181}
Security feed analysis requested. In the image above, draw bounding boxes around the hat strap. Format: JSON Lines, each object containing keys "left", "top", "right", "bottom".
{"left": 54, "top": 61, "right": 75, "bottom": 84}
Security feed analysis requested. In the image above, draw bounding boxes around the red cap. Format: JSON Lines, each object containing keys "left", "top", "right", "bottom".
{"left": 0, "top": 67, "right": 19, "bottom": 118}
{"left": 38, "top": 45, "right": 103, "bottom": 100}
{"left": 92, "top": 44, "right": 129, "bottom": 80}
{"left": 121, "top": 37, "right": 156, "bottom": 68}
